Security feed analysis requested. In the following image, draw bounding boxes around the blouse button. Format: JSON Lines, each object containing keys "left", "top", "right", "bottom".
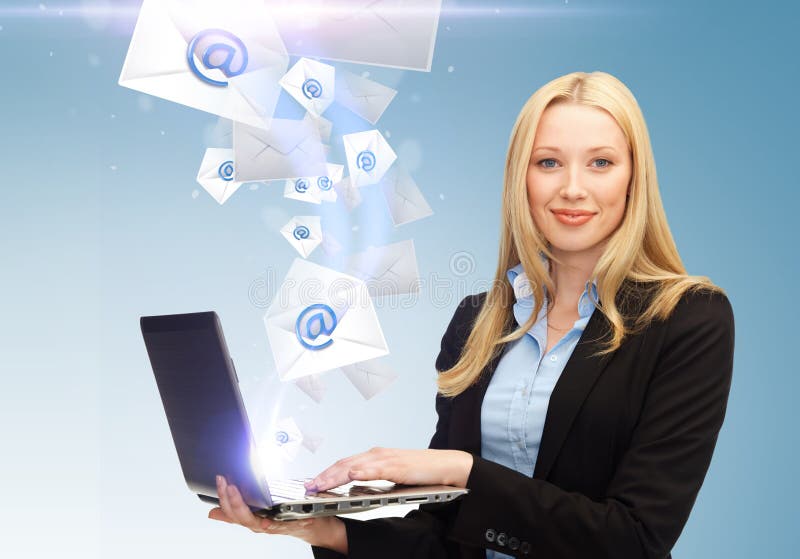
{"left": 550, "top": 355, "right": 557, "bottom": 362}
{"left": 496, "top": 533, "right": 507, "bottom": 547}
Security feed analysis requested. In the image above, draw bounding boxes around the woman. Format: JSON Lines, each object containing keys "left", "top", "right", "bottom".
{"left": 209, "top": 71, "right": 736, "bottom": 559}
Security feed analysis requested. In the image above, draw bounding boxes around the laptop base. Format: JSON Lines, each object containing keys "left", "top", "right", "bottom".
{"left": 198, "top": 483, "right": 466, "bottom": 520}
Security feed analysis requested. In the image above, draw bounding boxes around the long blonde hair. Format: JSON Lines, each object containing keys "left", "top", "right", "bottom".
{"left": 437, "top": 71, "right": 726, "bottom": 398}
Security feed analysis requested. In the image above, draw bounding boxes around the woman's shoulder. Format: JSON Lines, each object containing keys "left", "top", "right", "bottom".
{"left": 458, "top": 291, "right": 489, "bottom": 312}
{"left": 447, "top": 291, "right": 493, "bottom": 326}
{"left": 619, "top": 279, "right": 733, "bottom": 324}
{"left": 645, "top": 285, "right": 735, "bottom": 358}
{"left": 439, "top": 292, "right": 489, "bottom": 342}
{"left": 680, "top": 285, "right": 731, "bottom": 309}
{"left": 669, "top": 287, "right": 733, "bottom": 329}
{"left": 662, "top": 285, "right": 733, "bottom": 327}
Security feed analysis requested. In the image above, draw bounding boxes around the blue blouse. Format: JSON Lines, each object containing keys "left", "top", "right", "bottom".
{"left": 481, "top": 253, "right": 599, "bottom": 559}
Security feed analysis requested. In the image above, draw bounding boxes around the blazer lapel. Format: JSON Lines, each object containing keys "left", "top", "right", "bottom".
{"left": 532, "top": 279, "right": 650, "bottom": 479}
{"left": 531, "top": 307, "right": 614, "bottom": 479}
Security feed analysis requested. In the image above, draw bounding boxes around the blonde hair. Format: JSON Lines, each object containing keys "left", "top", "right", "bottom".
{"left": 437, "top": 71, "right": 726, "bottom": 398}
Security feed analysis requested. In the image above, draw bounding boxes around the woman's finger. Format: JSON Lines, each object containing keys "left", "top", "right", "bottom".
{"left": 306, "top": 455, "right": 363, "bottom": 489}
{"left": 260, "top": 517, "right": 314, "bottom": 535}
{"left": 343, "top": 453, "right": 410, "bottom": 486}
{"left": 225, "top": 484, "right": 262, "bottom": 531}
{"left": 334, "top": 455, "right": 394, "bottom": 487}
{"left": 307, "top": 448, "right": 387, "bottom": 491}
{"left": 217, "top": 475, "right": 234, "bottom": 520}
{"left": 347, "top": 466, "right": 382, "bottom": 481}
{"left": 208, "top": 507, "right": 232, "bottom": 523}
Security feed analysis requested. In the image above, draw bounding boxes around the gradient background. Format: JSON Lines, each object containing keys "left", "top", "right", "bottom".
{"left": 2, "top": 0, "right": 797, "bottom": 557}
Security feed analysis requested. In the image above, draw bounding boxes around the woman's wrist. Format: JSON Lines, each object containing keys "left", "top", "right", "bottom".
{"left": 445, "top": 450, "right": 474, "bottom": 488}
{"left": 320, "top": 516, "right": 348, "bottom": 554}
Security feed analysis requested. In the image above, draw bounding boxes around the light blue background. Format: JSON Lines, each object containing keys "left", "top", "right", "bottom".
{"left": 1, "top": 1, "right": 796, "bottom": 557}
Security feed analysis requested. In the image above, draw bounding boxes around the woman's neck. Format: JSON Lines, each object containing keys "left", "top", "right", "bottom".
{"left": 547, "top": 245, "right": 602, "bottom": 308}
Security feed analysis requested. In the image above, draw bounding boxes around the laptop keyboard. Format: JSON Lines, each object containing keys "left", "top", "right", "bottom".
{"left": 269, "top": 478, "right": 345, "bottom": 501}
{"left": 268, "top": 478, "right": 395, "bottom": 502}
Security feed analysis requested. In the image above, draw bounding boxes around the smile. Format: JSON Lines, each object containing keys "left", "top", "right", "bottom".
{"left": 552, "top": 211, "right": 595, "bottom": 226}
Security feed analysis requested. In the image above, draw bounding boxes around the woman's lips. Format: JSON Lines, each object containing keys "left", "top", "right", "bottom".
{"left": 552, "top": 210, "right": 595, "bottom": 226}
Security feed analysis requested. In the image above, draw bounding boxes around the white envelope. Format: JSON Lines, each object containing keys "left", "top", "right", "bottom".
{"left": 279, "top": 57, "right": 336, "bottom": 117}
{"left": 119, "top": 0, "right": 289, "bottom": 128}
{"left": 280, "top": 215, "right": 322, "bottom": 258}
{"left": 343, "top": 130, "right": 397, "bottom": 187}
{"left": 196, "top": 147, "right": 243, "bottom": 204}
{"left": 304, "top": 112, "right": 333, "bottom": 144}
{"left": 271, "top": 416, "right": 304, "bottom": 461}
{"left": 294, "top": 373, "right": 326, "bottom": 403}
{"left": 380, "top": 165, "right": 433, "bottom": 226}
{"left": 234, "top": 117, "right": 328, "bottom": 181}
{"left": 282, "top": 163, "right": 343, "bottom": 204}
{"left": 268, "top": 0, "right": 443, "bottom": 72}
{"left": 341, "top": 358, "right": 398, "bottom": 400}
{"left": 335, "top": 70, "right": 397, "bottom": 124}
{"left": 284, "top": 177, "right": 323, "bottom": 205}
{"left": 334, "top": 176, "right": 363, "bottom": 211}
{"left": 316, "top": 163, "right": 344, "bottom": 203}
{"left": 264, "top": 258, "right": 390, "bottom": 381}
{"left": 347, "top": 239, "right": 421, "bottom": 297}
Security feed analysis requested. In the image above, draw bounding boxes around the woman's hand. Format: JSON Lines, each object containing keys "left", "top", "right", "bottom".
{"left": 304, "top": 447, "right": 474, "bottom": 493}
{"left": 208, "top": 475, "right": 347, "bottom": 554}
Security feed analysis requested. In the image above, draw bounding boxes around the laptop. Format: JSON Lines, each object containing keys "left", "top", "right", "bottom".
{"left": 140, "top": 311, "right": 468, "bottom": 520}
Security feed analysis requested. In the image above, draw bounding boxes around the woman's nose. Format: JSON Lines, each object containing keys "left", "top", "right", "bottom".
{"left": 560, "top": 168, "right": 587, "bottom": 198}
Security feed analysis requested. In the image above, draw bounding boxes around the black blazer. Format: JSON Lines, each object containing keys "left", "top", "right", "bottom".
{"left": 312, "top": 282, "right": 735, "bottom": 559}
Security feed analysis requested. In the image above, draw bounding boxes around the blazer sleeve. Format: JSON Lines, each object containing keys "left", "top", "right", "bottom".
{"left": 447, "top": 290, "right": 736, "bottom": 559}
{"left": 310, "top": 294, "right": 483, "bottom": 559}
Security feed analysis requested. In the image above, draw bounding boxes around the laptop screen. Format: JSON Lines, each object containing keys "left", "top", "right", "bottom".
{"left": 141, "top": 311, "right": 272, "bottom": 509}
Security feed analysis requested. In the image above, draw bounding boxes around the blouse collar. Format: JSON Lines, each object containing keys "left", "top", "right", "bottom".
{"left": 506, "top": 251, "right": 599, "bottom": 332}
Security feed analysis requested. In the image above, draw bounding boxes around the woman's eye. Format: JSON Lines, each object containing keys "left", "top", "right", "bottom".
{"left": 536, "top": 158, "right": 613, "bottom": 169}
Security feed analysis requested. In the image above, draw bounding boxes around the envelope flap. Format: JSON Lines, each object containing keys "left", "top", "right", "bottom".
{"left": 350, "top": 360, "right": 394, "bottom": 379}
{"left": 342, "top": 358, "right": 398, "bottom": 399}
{"left": 265, "top": 119, "right": 323, "bottom": 155}
{"left": 120, "top": 0, "right": 192, "bottom": 82}
{"left": 169, "top": 0, "right": 288, "bottom": 72}
{"left": 350, "top": 249, "right": 398, "bottom": 281}
{"left": 338, "top": 71, "right": 392, "bottom": 98}
{"left": 394, "top": 168, "right": 424, "bottom": 200}
{"left": 343, "top": 130, "right": 381, "bottom": 155}
{"left": 198, "top": 147, "right": 235, "bottom": 179}
{"left": 327, "top": 0, "right": 428, "bottom": 41}
{"left": 323, "top": 163, "right": 345, "bottom": 181}
{"left": 354, "top": 240, "right": 416, "bottom": 279}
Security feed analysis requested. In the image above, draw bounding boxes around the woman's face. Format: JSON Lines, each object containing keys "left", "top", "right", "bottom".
{"left": 527, "top": 102, "right": 632, "bottom": 256}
